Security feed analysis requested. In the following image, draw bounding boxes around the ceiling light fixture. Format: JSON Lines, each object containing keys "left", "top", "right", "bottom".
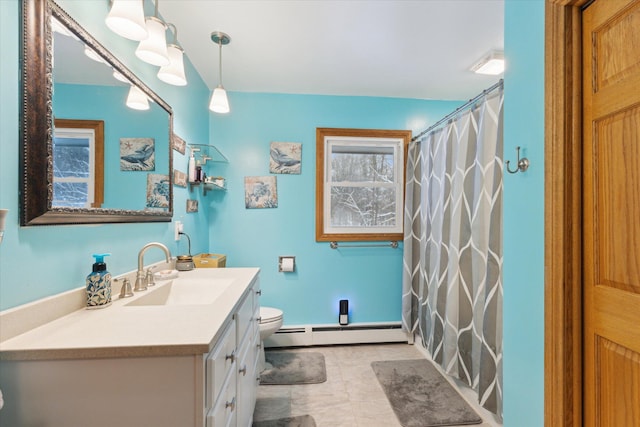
{"left": 135, "top": 1, "right": 169, "bottom": 66}
{"left": 126, "top": 85, "right": 150, "bottom": 110}
{"left": 208, "top": 31, "right": 231, "bottom": 114}
{"left": 157, "top": 24, "right": 187, "bottom": 86}
{"left": 105, "top": 0, "right": 148, "bottom": 41}
{"left": 471, "top": 50, "right": 505, "bottom": 75}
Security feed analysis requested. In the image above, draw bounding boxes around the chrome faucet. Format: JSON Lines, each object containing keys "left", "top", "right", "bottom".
{"left": 134, "top": 242, "right": 171, "bottom": 292}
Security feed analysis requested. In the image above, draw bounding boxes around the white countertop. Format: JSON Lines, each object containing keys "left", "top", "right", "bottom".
{"left": 0, "top": 268, "right": 259, "bottom": 361}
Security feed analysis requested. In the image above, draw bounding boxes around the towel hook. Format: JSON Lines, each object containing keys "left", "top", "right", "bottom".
{"left": 506, "top": 146, "right": 529, "bottom": 174}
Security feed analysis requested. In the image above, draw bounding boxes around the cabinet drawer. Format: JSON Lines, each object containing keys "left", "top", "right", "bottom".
{"left": 206, "top": 320, "right": 237, "bottom": 410}
{"left": 206, "top": 370, "right": 237, "bottom": 427}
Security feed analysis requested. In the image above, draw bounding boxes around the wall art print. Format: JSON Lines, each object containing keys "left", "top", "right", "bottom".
{"left": 172, "top": 133, "right": 186, "bottom": 155}
{"left": 120, "top": 137, "right": 155, "bottom": 171}
{"left": 244, "top": 176, "right": 278, "bottom": 209}
{"left": 269, "top": 142, "right": 301, "bottom": 174}
{"left": 173, "top": 169, "right": 187, "bottom": 188}
{"left": 186, "top": 199, "right": 199, "bottom": 213}
{"left": 146, "top": 173, "right": 170, "bottom": 209}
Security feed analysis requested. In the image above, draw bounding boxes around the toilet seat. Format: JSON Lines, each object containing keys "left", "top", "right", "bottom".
{"left": 260, "top": 307, "right": 283, "bottom": 324}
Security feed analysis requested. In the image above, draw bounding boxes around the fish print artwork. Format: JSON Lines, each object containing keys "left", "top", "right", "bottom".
{"left": 245, "top": 176, "right": 278, "bottom": 209}
{"left": 120, "top": 137, "right": 155, "bottom": 171}
{"left": 146, "top": 173, "right": 170, "bottom": 209}
{"left": 269, "top": 142, "right": 301, "bottom": 174}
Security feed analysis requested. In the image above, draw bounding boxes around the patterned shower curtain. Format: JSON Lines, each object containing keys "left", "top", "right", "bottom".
{"left": 402, "top": 84, "right": 503, "bottom": 416}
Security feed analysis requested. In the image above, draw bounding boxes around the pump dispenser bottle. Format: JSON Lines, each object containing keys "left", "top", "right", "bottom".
{"left": 188, "top": 151, "right": 197, "bottom": 183}
{"left": 86, "top": 253, "right": 112, "bottom": 309}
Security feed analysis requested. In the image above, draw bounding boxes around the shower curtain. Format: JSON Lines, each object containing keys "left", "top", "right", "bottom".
{"left": 402, "top": 84, "right": 503, "bottom": 416}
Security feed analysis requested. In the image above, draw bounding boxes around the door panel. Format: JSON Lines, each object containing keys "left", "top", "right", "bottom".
{"left": 583, "top": 0, "right": 640, "bottom": 425}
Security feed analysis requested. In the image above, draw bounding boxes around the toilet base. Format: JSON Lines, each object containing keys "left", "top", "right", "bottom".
{"left": 258, "top": 343, "right": 271, "bottom": 373}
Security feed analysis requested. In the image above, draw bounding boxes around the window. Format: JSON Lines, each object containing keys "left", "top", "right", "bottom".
{"left": 316, "top": 128, "right": 411, "bottom": 242}
{"left": 53, "top": 119, "right": 104, "bottom": 208}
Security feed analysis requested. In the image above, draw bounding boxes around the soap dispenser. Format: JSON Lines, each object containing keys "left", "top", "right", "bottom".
{"left": 86, "top": 253, "right": 112, "bottom": 309}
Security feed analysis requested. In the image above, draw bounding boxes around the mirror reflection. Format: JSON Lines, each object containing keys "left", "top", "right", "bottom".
{"left": 51, "top": 15, "right": 171, "bottom": 212}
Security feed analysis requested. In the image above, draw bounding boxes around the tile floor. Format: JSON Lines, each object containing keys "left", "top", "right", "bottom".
{"left": 253, "top": 343, "right": 502, "bottom": 427}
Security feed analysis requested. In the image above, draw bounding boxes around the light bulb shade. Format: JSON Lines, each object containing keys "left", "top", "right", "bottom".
{"left": 157, "top": 44, "right": 187, "bottom": 86}
{"left": 209, "top": 86, "right": 230, "bottom": 113}
{"left": 135, "top": 17, "right": 169, "bottom": 66}
{"left": 84, "top": 45, "right": 104, "bottom": 63}
{"left": 113, "top": 69, "right": 129, "bottom": 83}
{"left": 126, "top": 85, "right": 149, "bottom": 110}
{"left": 105, "top": 0, "right": 148, "bottom": 41}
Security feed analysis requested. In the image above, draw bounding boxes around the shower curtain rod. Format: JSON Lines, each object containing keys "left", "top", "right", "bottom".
{"left": 411, "top": 79, "right": 504, "bottom": 142}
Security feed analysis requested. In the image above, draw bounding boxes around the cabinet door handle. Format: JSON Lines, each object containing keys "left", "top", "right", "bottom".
{"left": 256, "top": 317, "right": 262, "bottom": 323}
{"left": 239, "top": 365, "right": 247, "bottom": 376}
{"left": 256, "top": 290, "right": 262, "bottom": 295}
{"left": 225, "top": 397, "right": 236, "bottom": 412}
{"left": 225, "top": 350, "right": 236, "bottom": 363}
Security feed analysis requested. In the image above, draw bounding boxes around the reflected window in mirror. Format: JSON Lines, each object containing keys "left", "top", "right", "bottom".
{"left": 53, "top": 119, "right": 104, "bottom": 208}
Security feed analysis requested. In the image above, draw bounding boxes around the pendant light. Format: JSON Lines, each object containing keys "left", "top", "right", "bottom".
{"left": 105, "top": 0, "right": 148, "bottom": 41}
{"left": 208, "top": 31, "right": 231, "bottom": 114}
{"left": 126, "top": 85, "right": 149, "bottom": 110}
{"left": 157, "top": 24, "right": 187, "bottom": 86}
{"left": 135, "top": 1, "right": 169, "bottom": 66}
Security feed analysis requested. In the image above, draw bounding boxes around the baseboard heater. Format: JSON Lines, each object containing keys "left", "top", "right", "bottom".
{"left": 264, "top": 322, "right": 409, "bottom": 348}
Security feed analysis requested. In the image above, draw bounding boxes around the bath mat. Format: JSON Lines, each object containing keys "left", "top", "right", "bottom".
{"left": 371, "top": 359, "right": 482, "bottom": 427}
{"left": 253, "top": 415, "right": 317, "bottom": 427}
{"left": 260, "top": 351, "right": 326, "bottom": 385}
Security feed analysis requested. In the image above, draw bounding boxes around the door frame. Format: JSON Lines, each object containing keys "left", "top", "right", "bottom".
{"left": 544, "top": 1, "right": 589, "bottom": 426}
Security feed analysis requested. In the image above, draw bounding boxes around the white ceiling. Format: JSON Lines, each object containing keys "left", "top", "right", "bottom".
{"left": 158, "top": 0, "right": 504, "bottom": 101}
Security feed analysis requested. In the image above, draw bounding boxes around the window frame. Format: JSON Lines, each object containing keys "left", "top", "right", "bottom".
{"left": 53, "top": 119, "right": 105, "bottom": 208}
{"left": 315, "top": 127, "right": 411, "bottom": 242}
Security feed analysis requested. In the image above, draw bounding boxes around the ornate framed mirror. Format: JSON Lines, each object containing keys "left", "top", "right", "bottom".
{"left": 20, "top": 0, "right": 173, "bottom": 225}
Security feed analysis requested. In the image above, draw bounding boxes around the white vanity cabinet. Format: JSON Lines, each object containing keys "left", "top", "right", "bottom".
{"left": 0, "top": 268, "right": 261, "bottom": 427}
{"left": 206, "top": 277, "right": 261, "bottom": 427}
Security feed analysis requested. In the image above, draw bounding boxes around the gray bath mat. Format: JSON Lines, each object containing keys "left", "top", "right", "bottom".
{"left": 253, "top": 415, "right": 317, "bottom": 427}
{"left": 260, "top": 351, "right": 327, "bottom": 385}
{"left": 372, "top": 359, "right": 482, "bottom": 427}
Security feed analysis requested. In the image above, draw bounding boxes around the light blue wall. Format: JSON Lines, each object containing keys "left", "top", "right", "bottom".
{"left": 503, "top": 0, "right": 545, "bottom": 425}
{"left": 208, "top": 93, "right": 461, "bottom": 325}
{"left": 0, "top": 0, "right": 210, "bottom": 310}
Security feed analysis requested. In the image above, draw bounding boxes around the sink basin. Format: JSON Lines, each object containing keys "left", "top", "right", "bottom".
{"left": 126, "top": 278, "right": 234, "bottom": 306}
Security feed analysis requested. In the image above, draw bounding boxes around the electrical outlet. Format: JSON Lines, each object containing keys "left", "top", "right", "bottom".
{"left": 174, "top": 221, "right": 182, "bottom": 241}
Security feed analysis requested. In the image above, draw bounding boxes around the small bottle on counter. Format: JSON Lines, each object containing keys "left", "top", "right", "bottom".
{"left": 86, "top": 253, "right": 112, "bottom": 309}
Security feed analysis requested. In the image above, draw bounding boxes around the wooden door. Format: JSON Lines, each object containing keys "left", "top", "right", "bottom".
{"left": 582, "top": 0, "right": 640, "bottom": 425}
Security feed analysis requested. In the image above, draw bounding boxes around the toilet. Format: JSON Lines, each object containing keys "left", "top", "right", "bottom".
{"left": 258, "top": 306, "right": 283, "bottom": 372}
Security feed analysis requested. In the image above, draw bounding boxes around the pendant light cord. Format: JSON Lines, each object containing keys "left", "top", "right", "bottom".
{"left": 218, "top": 40, "right": 223, "bottom": 86}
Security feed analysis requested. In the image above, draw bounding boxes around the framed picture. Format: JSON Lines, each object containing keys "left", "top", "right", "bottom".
{"left": 173, "top": 169, "right": 187, "bottom": 188}
{"left": 244, "top": 176, "right": 278, "bottom": 209}
{"left": 120, "top": 137, "right": 155, "bottom": 171}
{"left": 186, "top": 199, "right": 198, "bottom": 213}
{"left": 146, "top": 173, "right": 170, "bottom": 209}
{"left": 269, "top": 141, "right": 302, "bottom": 174}
{"left": 172, "top": 133, "right": 186, "bottom": 155}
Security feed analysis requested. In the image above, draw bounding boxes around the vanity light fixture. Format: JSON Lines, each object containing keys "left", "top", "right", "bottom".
{"left": 126, "top": 85, "right": 150, "bottom": 110}
{"left": 208, "top": 31, "right": 231, "bottom": 114}
{"left": 135, "top": 0, "right": 169, "bottom": 67}
{"left": 157, "top": 24, "right": 187, "bottom": 86}
{"left": 471, "top": 50, "right": 505, "bottom": 75}
{"left": 105, "top": 0, "right": 148, "bottom": 41}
